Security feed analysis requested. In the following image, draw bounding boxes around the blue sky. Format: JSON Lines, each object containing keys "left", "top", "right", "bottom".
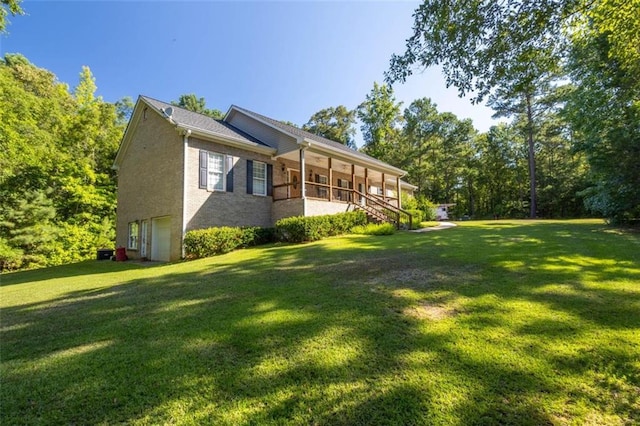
{"left": 1, "top": 1, "right": 499, "bottom": 143}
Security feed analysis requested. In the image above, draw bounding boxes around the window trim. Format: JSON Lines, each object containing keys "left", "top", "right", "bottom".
{"left": 252, "top": 161, "right": 267, "bottom": 196}
{"left": 207, "top": 152, "right": 226, "bottom": 192}
{"left": 200, "top": 150, "right": 234, "bottom": 192}
{"left": 128, "top": 221, "right": 139, "bottom": 250}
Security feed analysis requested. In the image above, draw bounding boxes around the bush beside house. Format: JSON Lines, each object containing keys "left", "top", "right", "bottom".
{"left": 184, "top": 211, "right": 368, "bottom": 259}
{"left": 275, "top": 211, "right": 367, "bottom": 243}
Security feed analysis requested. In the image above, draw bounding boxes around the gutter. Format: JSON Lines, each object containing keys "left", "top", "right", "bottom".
{"left": 175, "top": 123, "right": 277, "bottom": 156}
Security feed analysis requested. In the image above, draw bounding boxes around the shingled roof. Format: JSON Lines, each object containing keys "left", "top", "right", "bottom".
{"left": 229, "top": 105, "right": 401, "bottom": 171}
{"left": 137, "top": 96, "right": 404, "bottom": 175}
{"left": 141, "top": 96, "right": 270, "bottom": 148}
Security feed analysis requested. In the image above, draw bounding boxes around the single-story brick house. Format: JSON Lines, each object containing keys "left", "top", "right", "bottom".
{"left": 113, "top": 96, "right": 415, "bottom": 261}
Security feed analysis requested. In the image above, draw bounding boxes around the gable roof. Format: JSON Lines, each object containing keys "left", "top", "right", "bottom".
{"left": 115, "top": 96, "right": 406, "bottom": 177}
{"left": 141, "top": 96, "right": 270, "bottom": 148}
{"left": 228, "top": 105, "right": 405, "bottom": 175}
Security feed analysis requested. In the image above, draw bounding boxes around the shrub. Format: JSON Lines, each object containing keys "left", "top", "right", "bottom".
{"left": 240, "top": 227, "right": 276, "bottom": 247}
{"left": 417, "top": 197, "right": 438, "bottom": 221}
{"left": 401, "top": 209, "right": 424, "bottom": 229}
{"left": 184, "top": 227, "right": 244, "bottom": 259}
{"left": 351, "top": 223, "right": 396, "bottom": 236}
{"left": 275, "top": 211, "right": 367, "bottom": 243}
{"left": 184, "top": 226, "right": 276, "bottom": 259}
{"left": 0, "top": 237, "right": 24, "bottom": 271}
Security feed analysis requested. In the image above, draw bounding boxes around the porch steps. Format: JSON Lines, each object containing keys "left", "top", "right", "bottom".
{"left": 351, "top": 190, "right": 412, "bottom": 229}
{"left": 353, "top": 203, "right": 397, "bottom": 225}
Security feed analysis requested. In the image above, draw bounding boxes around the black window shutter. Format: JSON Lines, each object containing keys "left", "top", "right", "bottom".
{"left": 226, "top": 156, "right": 234, "bottom": 192}
{"left": 246, "top": 160, "right": 253, "bottom": 194}
{"left": 199, "top": 150, "right": 208, "bottom": 189}
{"left": 267, "top": 164, "right": 273, "bottom": 196}
{"left": 315, "top": 174, "right": 320, "bottom": 183}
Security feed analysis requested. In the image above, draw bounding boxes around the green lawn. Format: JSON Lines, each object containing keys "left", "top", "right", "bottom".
{"left": 2, "top": 220, "right": 639, "bottom": 425}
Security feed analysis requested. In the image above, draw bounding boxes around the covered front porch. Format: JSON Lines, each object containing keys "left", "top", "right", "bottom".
{"left": 271, "top": 146, "right": 415, "bottom": 228}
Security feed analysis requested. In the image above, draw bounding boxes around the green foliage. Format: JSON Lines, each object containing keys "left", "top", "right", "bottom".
{"left": 402, "top": 209, "right": 424, "bottom": 227}
{"left": 184, "top": 226, "right": 276, "bottom": 259}
{"left": 386, "top": 0, "right": 570, "bottom": 102}
{"left": 0, "top": 0, "right": 23, "bottom": 32}
{"left": 564, "top": 0, "right": 640, "bottom": 222}
{"left": 400, "top": 98, "right": 477, "bottom": 207}
{"left": 416, "top": 197, "right": 437, "bottom": 221}
{"left": 356, "top": 82, "right": 403, "bottom": 159}
{"left": 0, "top": 55, "right": 124, "bottom": 270}
{"left": 0, "top": 237, "right": 23, "bottom": 271}
{"left": 184, "top": 227, "right": 245, "bottom": 259}
{"left": 240, "top": 226, "right": 276, "bottom": 247}
{"left": 302, "top": 105, "right": 356, "bottom": 149}
{"left": 275, "top": 211, "right": 367, "bottom": 243}
{"left": 351, "top": 222, "right": 396, "bottom": 235}
{"left": 0, "top": 190, "right": 60, "bottom": 269}
{"left": 172, "top": 93, "right": 224, "bottom": 119}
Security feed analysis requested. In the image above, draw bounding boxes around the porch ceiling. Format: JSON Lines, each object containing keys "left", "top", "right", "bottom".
{"left": 274, "top": 149, "right": 395, "bottom": 184}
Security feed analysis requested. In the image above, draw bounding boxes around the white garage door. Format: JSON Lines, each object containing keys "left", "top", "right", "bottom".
{"left": 151, "top": 217, "right": 171, "bottom": 262}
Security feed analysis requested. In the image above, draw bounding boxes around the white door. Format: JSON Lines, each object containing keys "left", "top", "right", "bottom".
{"left": 140, "top": 220, "right": 148, "bottom": 258}
{"left": 151, "top": 217, "right": 171, "bottom": 261}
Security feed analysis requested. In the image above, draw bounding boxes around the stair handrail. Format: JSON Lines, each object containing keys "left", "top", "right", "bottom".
{"left": 353, "top": 190, "right": 413, "bottom": 229}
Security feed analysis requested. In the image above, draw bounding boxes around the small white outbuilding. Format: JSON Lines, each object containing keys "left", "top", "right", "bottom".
{"left": 435, "top": 204, "right": 456, "bottom": 220}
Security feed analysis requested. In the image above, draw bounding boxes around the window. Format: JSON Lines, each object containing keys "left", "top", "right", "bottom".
{"left": 252, "top": 161, "right": 267, "bottom": 196}
{"left": 208, "top": 152, "right": 225, "bottom": 191}
{"left": 316, "top": 174, "right": 328, "bottom": 198}
{"left": 128, "top": 222, "right": 139, "bottom": 250}
{"left": 337, "top": 178, "right": 351, "bottom": 201}
{"left": 247, "top": 160, "right": 273, "bottom": 196}
{"left": 199, "top": 150, "right": 233, "bottom": 192}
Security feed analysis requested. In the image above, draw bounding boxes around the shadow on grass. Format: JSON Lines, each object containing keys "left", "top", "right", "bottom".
{"left": 0, "top": 259, "right": 150, "bottom": 286}
{"left": 1, "top": 221, "right": 639, "bottom": 424}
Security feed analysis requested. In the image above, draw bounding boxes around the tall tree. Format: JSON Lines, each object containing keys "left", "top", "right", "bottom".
{"left": 474, "top": 124, "right": 529, "bottom": 218}
{"left": 400, "top": 98, "right": 476, "bottom": 213}
{"left": 401, "top": 97, "right": 441, "bottom": 194}
{"left": 303, "top": 105, "right": 356, "bottom": 149}
{"left": 172, "top": 93, "right": 224, "bottom": 119}
{"left": 386, "top": 0, "right": 573, "bottom": 217}
{"left": 564, "top": 0, "right": 640, "bottom": 222}
{"left": 356, "top": 82, "right": 403, "bottom": 159}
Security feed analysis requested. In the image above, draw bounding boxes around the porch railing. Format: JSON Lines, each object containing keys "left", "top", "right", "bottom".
{"left": 352, "top": 190, "right": 413, "bottom": 230}
{"left": 273, "top": 181, "right": 412, "bottom": 229}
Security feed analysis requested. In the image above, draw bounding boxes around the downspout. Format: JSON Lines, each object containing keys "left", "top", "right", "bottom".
{"left": 181, "top": 129, "right": 191, "bottom": 258}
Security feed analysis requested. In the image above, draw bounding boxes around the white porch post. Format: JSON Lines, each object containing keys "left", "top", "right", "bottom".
{"left": 299, "top": 148, "right": 306, "bottom": 200}
{"left": 328, "top": 157, "right": 333, "bottom": 201}
{"left": 364, "top": 168, "right": 369, "bottom": 195}
{"left": 382, "top": 173, "right": 386, "bottom": 201}
{"left": 299, "top": 148, "right": 307, "bottom": 216}
{"left": 397, "top": 175, "right": 402, "bottom": 209}
{"left": 351, "top": 164, "right": 356, "bottom": 203}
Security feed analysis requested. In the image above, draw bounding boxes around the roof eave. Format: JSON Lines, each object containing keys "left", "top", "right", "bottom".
{"left": 113, "top": 95, "right": 147, "bottom": 170}
{"left": 176, "top": 123, "right": 277, "bottom": 156}
{"left": 228, "top": 105, "right": 302, "bottom": 142}
{"left": 303, "top": 137, "right": 406, "bottom": 176}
